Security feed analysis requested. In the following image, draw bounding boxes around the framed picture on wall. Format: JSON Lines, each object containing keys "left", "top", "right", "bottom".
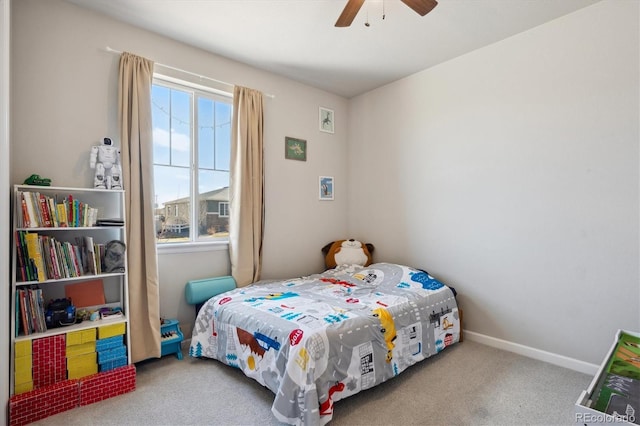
{"left": 319, "top": 176, "right": 334, "bottom": 200}
{"left": 319, "top": 107, "right": 334, "bottom": 134}
{"left": 285, "top": 136, "right": 307, "bottom": 161}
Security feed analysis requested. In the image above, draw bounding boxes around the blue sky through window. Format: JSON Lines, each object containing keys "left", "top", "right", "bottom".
{"left": 151, "top": 82, "right": 230, "bottom": 210}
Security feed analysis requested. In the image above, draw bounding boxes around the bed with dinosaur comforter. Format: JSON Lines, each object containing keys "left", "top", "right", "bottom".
{"left": 189, "top": 262, "right": 461, "bottom": 425}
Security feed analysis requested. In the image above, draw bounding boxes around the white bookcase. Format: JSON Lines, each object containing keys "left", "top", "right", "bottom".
{"left": 10, "top": 184, "right": 131, "bottom": 395}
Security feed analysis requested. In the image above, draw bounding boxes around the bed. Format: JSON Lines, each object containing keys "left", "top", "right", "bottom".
{"left": 189, "top": 262, "right": 461, "bottom": 425}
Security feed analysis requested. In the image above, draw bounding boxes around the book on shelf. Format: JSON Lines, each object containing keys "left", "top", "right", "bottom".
{"left": 67, "top": 194, "right": 73, "bottom": 225}
{"left": 47, "top": 197, "right": 58, "bottom": 227}
{"left": 18, "top": 290, "right": 29, "bottom": 335}
{"left": 96, "top": 218, "right": 124, "bottom": 226}
{"left": 14, "top": 292, "right": 19, "bottom": 337}
{"left": 14, "top": 231, "right": 27, "bottom": 282}
{"left": 76, "top": 235, "right": 99, "bottom": 275}
{"left": 56, "top": 203, "right": 67, "bottom": 227}
{"left": 95, "top": 242, "right": 104, "bottom": 274}
{"left": 72, "top": 245, "right": 83, "bottom": 276}
{"left": 18, "top": 192, "right": 29, "bottom": 228}
{"left": 16, "top": 231, "right": 36, "bottom": 282}
{"left": 43, "top": 236, "right": 61, "bottom": 280}
{"left": 37, "top": 194, "right": 52, "bottom": 227}
{"left": 60, "top": 241, "right": 75, "bottom": 278}
{"left": 16, "top": 190, "right": 100, "bottom": 228}
{"left": 40, "top": 235, "right": 54, "bottom": 280}
{"left": 22, "top": 192, "right": 39, "bottom": 228}
{"left": 99, "top": 308, "right": 123, "bottom": 321}
{"left": 100, "top": 311, "right": 123, "bottom": 321}
{"left": 74, "top": 201, "right": 80, "bottom": 227}
{"left": 24, "top": 232, "right": 46, "bottom": 282}
{"left": 27, "top": 192, "right": 44, "bottom": 227}
{"left": 16, "top": 285, "right": 46, "bottom": 336}
{"left": 56, "top": 240, "right": 70, "bottom": 278}
{"left": 15, "top": 230, "right": 113, "bottom": 282}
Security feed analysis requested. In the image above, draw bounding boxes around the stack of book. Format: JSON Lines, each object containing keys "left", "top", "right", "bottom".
{"left": 14, "top": 231, "right": 108, "bottom": 282}
{"left": 16, "top": 190, "right": 99, "bottom": 228}
{"left": 96, "top": 218, "right": 124, "bottom": 227}
{"left": 16, "top": 286, "right": 47, "bottom": 336}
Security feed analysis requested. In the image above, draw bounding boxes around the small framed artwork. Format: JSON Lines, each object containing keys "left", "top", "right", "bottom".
{"left": 319, "top": 107, "right": 334, "bottom": 134}
{"left": 319, "top": 176, "right": 334, "bottom": 200}
{"left": 285, "top": 136, "right": 307, "bottom": 161}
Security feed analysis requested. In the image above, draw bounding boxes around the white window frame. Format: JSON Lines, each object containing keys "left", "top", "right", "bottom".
{"left": 219, "top": 201, "right": 230, "bottom": 218}
{"left": 152, "top": 74, "right": 232, "bottom": 253}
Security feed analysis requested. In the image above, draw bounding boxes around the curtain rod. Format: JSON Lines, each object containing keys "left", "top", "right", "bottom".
{"left": 104, "top": 46, "right": 275, "bottom": 99}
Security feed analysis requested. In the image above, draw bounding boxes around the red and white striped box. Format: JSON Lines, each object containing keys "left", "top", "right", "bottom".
{"left": 9, "top": 379, "right": 79, "bottom": 426}
{"left": 78, "top": 364, "right": 136, "bottom": 406}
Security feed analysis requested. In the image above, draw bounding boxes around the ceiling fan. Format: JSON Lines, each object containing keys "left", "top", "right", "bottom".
{"left": 335, "top": 0, "right": 438, "bottom": 27}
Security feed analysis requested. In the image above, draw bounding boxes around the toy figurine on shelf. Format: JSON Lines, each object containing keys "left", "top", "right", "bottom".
{"left": 23, "top": 174, "right": 52, "bottom": 186}
{"left": 89, "top": 137, "right": 123, "bottom": 190}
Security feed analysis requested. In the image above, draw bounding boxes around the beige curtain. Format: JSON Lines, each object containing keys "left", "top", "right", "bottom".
{"left": 229, "top": 86, "right": 264, "bottom": 287}
{"left": 118, "top": 52, "right": 161, "bottom": 362}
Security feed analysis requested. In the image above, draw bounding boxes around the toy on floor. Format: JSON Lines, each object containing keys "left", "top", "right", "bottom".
{"left": 160, "top": 318, "right": 184, "bottom": 360}
{"left": 90, "top": 137, "right": 122, "bottom": 190}
{"left": 23, "top": 174, "right": 51, "bottom": 186}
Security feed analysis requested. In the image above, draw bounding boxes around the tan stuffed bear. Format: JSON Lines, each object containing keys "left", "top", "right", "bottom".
{"left": 321, "top": 239, "right": 375, "bottom": 269}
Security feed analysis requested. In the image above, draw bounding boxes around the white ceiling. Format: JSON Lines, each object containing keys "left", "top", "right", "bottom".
{"left": 64, "top": 0, "right": 601, "bottom": 98}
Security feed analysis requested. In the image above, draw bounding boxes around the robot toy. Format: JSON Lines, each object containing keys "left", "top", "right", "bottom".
{"left": 90, "top": 137, "right": 123, "bottom": 190}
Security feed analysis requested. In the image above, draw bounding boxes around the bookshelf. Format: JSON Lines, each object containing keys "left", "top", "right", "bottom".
{"left": 9, "top": 185, "right": 134, "bottom": 420}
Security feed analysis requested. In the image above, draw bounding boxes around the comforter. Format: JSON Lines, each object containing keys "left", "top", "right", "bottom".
{"left": 190, "top": 263, "right": 461, "bottom": 425}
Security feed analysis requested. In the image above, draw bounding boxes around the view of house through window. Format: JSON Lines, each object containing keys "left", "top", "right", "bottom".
{"left": 151, "top": 77, "right": 231, "bottom": 243}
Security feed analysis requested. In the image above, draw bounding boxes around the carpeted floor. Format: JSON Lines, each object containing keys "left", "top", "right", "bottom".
{"left": 32, "top": 340, "right": 591, "bottom": 425}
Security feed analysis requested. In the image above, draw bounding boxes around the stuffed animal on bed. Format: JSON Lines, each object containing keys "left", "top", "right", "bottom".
{"left": 321, "top": 239, "right": 375, "bottom": 269}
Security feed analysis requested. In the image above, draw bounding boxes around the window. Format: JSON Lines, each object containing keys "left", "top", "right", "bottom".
{"left": 219, "top": 201, "right": 229, "bottom": 218}
{"left": 151, "top": 77, "right": 232, "bottom": 244}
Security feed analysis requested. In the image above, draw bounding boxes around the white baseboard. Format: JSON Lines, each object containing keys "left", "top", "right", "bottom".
{"left": 182, "top": 337, "right": 191, "bottom": 349}
{"left": 464, "top": 330, "right": 599, "bottom": 375}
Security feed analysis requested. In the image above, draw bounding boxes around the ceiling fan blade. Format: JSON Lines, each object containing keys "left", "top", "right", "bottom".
{"left": 335, "top": 0, "right": 365, "bottom": 27}
{"left": 400, "top": 0, "right": 438, "bottom": 16}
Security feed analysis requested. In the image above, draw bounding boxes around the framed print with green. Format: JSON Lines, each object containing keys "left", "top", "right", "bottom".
{"left": 285, "top": 137, "right": 307, "bottom": 161}
{"left": 319, "top": 107, "right": 334, "bottom": 133}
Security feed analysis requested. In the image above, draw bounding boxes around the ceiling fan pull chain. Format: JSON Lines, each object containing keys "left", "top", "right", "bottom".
{"left": 365, "top": 3, "right": 370, "bottom": 27}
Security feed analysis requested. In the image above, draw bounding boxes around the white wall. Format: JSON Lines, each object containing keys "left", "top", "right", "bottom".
{"left": 10, "top": 0, "right": 349, "bottom": 337}
{"left": 348, "top": 0, "right": 639, "bottom": 366}
{"left": 1, "top": 1, "right": 11, "bottom": 422}
{"left": 157, "top": 246, "right": 231, "bottom": 336}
